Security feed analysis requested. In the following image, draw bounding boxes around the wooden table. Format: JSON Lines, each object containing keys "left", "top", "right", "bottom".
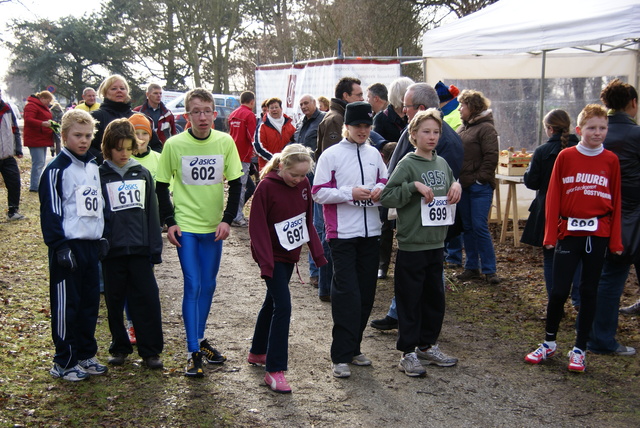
{"left": 495, "top": 174, "right": 525, "bottom": 247}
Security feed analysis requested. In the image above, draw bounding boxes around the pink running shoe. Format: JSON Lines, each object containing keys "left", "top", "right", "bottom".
{"left": 127, "top": 325, "right": 137, "bottom": 345}
{"left": 264, "top": 371, "right": 291, "bottom": 393}
{"left": 247, "top": 352, "right": 266, "bottom": 366}
{"left": 524, "top": 343, "right": 555, "bottom": 364}
{"left": 567, "top": 350, "right": 586, "bottom": 373}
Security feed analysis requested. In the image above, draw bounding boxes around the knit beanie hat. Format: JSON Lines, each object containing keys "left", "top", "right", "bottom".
{"left": 435, "top": 81, "right": 460, "bottom": 103}
{"left": 128, "top": 113, "right": 152, "bottom": 135}
{"left": 344, "top": 101, "right": 373, "bottom": 126}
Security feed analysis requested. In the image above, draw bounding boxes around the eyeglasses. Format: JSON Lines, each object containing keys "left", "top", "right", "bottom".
{"left": 188, "top": 110, "right": 215, "bottom": 117}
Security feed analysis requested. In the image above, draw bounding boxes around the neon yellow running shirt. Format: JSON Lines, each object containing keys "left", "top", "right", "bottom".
{"left": 157, "top": 130, "right": 243, "bottom": 233}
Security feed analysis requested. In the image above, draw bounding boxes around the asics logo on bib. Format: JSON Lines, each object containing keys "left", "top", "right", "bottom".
{"left": 282, "top": 217, "right": 304, "bottom": 231}
{"left": 427, "top": 198, "right": 448, "bottom": 207}
{"left": 83, "top": 187, "right": 98, "bottom": 196}
{"left": 117, "top": 182, "right": 140, "bottom": 191}
{"left": 189, "top": 157, "right": 217, "bottom": 167}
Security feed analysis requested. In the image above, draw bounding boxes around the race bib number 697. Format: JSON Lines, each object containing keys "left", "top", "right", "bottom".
{"left": 181, "top": 155, "right": 224, "bottom": 185}
{"left": 274, "top": 213, "right": 310, "bottom": 251}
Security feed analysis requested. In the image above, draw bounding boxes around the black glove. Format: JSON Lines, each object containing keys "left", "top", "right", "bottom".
{"left": 56, "top": 247, "right": 77, "bottom": 271}
{"left": 97, "top": 238, "right": 110, "bottom": 260}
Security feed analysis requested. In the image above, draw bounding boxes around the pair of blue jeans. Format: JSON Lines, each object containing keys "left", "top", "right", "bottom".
{"left": 29, "top": 146, "right": 47, "bottom": 191}
{"left": 250, "top": 262, "right": 294, "bottom": 372}
{"left": 459, "top": 182, "right": 496, "bottom": 274}
{"left": 313, "top": 202, "right": 332, "bottom": 297}
{"left": 445, "top": 234, "right": 463, "bottom": 266}
{"left": 588, "top": 259, "right": 630, "bottom": 353}
{"left": 176, "top": 232, "right": 223, "bottom": 352}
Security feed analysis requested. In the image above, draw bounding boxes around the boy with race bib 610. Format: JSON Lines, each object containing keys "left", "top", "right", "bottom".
{"left": 156, "top": 88, "right": 243, "bottom": 377}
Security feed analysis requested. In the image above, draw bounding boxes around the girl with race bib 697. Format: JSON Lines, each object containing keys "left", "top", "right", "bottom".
{"left": 380, "top": 109, "right": 461, "bottom": 377}
{"left": 247, "top": 144, "right": 326, "bottom": 393}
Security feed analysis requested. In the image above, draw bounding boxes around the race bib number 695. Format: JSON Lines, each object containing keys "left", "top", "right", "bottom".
{"left": 181, "top": 155, "right": 224, "bottom": 185}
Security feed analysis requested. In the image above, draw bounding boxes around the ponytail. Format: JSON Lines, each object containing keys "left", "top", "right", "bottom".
{"left": 260, "top": 144, "right": 314, "bottom": 180}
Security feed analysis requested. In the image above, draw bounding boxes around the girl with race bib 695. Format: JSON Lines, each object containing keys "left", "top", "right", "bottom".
{"left": 247, "top": 144, "right": 326, "bottom": 393}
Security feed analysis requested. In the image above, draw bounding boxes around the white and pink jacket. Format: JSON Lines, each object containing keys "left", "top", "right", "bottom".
{"left": 312, "top": 138, "right": 388, "bottom": 240}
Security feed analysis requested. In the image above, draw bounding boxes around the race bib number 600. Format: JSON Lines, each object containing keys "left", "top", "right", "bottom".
{"left": 75, "top": 185, "right": 101, "bottom": 217}
{"left": 421, "top": 196, "right": 455, "bottom": 226}
{"left": 106, "top": 179, "right": 146, "bottom": 212}
{"left": 181, "top": 155, "right": 224, "bottom": 185}
{"left": 274, "top": 213, "right": 310, "bottom": 251}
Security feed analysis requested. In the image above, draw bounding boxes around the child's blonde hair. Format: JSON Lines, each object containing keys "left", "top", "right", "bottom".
{"left": 577, "top": 104, "right": 608, "bottom": 128}
{"left": 60, "top": 109, "right": 98, "bottom": 140}
{"left": 260, "top": 144, "right": 314, "bottom": 180}
{"left": 102, "top": 118, "right": 136, "bottom": 160}
{"left": 408, "top": 108, "right": 442, "bottom": 147}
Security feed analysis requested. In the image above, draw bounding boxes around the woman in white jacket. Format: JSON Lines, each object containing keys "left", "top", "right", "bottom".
{"left": 312, "top": 101, "right": 387, "bottom": 378}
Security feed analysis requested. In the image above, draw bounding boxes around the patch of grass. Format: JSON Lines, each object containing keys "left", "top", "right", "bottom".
{"left": 0, "top": 158, "right": 237, "bottom": 427}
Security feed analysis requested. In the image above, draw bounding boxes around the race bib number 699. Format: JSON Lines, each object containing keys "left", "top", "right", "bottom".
{"left": 181, "top": 155, "right": 224, "bottom": 185}
{"left": 421, "top": 196, "right": 455, "bottom": 226}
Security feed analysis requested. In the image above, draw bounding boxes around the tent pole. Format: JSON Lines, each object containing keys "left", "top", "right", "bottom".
{"left": 537, "top": 50, "right": 547, "bottom": 147}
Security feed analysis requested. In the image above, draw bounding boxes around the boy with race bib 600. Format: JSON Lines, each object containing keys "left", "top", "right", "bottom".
{"left": 39, "top": 109, "right": 109, "bottom": 381}
{"left": 247, "top": 144, "right": 326, "bottom": 393}
{"left": 99, "top": 119, "right": 164, "bottom": 370}
{"left": 381, "top": 109, "right": 461, "bottom": 377}
{"left": 156, "top": 88, "right": 243, "bottom": 377}
{"left": 525, "top": 104, "right": 622, "bottom": 373}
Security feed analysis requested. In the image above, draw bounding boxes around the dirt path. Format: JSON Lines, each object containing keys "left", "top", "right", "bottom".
{"left": 154, "top": 227, "right": 616, "bottom": 427}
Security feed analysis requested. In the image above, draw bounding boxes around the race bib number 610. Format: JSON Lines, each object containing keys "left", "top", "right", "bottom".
{"left": 181, "top": 155, "right": 224, "bottom": 185}
{"left": 106, "top": 179, "right": 146, "bottom": 211}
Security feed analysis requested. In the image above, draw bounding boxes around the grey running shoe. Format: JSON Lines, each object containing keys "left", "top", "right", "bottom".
{"left": 78, "top": 357, "right": 108, "bottom": 375}
{"left": 457, "top": 269, "right": 481, "bottom": 281}
{"left": 331, "top": 363, "right": 351, "bottom": 378}
{"left": 620, "top": 300, "right": 640, "bottom": 316}
{"left": 398, "top": 352, "right": 426, "bottom": 377}
{"left": 614, "top": 344, "right": 636, "bottom": 356}
{"left": 7, "top": 211, "right": 25, "bottom": 221}
{"left": 49, "top": 363, "right": 89, "bottom": 381}
{"left": 415, "top": 344, "right": 458, "bottom": 367}
{"left": 351, "top": 353, "right": 372, "bottom": 366}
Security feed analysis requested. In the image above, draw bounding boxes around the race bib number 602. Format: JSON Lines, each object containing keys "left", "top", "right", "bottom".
{"left": 181, "top": 155, "right": 224, "bottom": 185}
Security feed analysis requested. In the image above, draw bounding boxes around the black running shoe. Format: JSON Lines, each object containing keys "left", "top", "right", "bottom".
{"left": 185, "top": 352, "right": 204, "bottom": 377}
{"left": 200, "top": 339, "right": 227, "bottom": 364}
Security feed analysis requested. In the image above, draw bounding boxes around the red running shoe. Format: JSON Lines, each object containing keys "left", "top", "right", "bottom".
{"left": 525, "top": 343, "right": 555, "bottom": 364}
{"left": 247, "top": 352, "right": 266, "bottom": 366}
{"left": 264, "top": 371, "right": 291, "bottom": 393}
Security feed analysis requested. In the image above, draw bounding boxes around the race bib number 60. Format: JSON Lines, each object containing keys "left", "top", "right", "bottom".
{"left": 75, "top": 185, "right": 101, "bottom": 217}
{"left": 106, "top": 179, "right": 146, "bottom": 211}
{"left": 274, "top": 213, "right": 310, "bottom": 251}
{"left": 181, "top": 155, "right": 224, "bottom": 185}
{"left": 421, "top": 196, "right": 455, "bottom": 226}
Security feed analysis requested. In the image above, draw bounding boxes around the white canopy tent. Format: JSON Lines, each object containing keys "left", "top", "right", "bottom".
{"left": 422, "top": 0, "right": 640, "bottom": 145}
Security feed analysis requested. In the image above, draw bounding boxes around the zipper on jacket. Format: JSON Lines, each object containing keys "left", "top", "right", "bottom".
{"left": 356, "top": 143, "right": 368, "bottom": 237}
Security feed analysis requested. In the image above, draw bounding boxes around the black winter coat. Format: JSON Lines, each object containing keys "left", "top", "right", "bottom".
{"left": 603, "top": 112, "right": 640, "bottom": 264}
{"left": 520, "top": 133, "right": 579, "bottom": 247}
{"left": 90, "top": 99, "right": 162, "bottom": 164}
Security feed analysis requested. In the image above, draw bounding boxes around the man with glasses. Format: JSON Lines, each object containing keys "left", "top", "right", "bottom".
{"left": 156, "top": 88, "right": 243, "bottom": 378}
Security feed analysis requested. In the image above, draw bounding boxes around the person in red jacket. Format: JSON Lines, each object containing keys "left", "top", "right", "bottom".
{"left": 253, "top": 97, "right": 295, "bottom": 171}
{"left": 247, "top": 143, "right": 327, "bottom": 393}
{"left": 525, "top": 104, "right": 622, "bottom": 373}
{"left": 228, "top": 91, "right": 257, "bottom": 227}
{"left": 23, "top": 91, "right": 55, "bottom": 191}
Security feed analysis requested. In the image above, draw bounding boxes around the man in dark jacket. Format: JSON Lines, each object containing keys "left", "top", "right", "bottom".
{"left": 134, "top": 84, "right": 177, "bottom": 145}
{"left": 0, "top": 88, "right": 25, "bottom": 220}
{"left": 371, "top": 82, "right": 464, "bottom": 331}
{"left": 294, "top": 94, "right": 325, "bottom": 153}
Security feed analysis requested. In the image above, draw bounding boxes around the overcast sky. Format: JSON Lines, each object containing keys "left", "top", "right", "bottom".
{"left": 1, "top": 0, "right": 104, "bottom": 96}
